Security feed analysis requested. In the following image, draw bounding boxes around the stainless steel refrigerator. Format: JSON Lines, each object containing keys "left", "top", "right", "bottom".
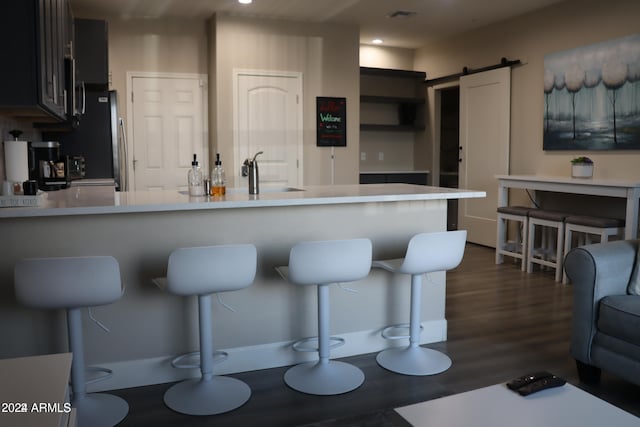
{"left": 43, "top": 90, "right": 128, "bottom": 190}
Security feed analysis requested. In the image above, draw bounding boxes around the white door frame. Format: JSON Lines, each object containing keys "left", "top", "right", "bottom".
{"left": 125, "top": 71, "right": 209, "bottom": 191}
{"left": 232, "top": 69, "right": 304, "bottom": 186}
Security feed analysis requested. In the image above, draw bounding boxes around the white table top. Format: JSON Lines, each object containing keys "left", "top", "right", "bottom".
{"left": 0, "top": 353, "right": 72, "bottom": 427}
{"left": 496, "top": 174, "right": 640, "bottom": 189}
{"left": 0, "top": 183, "right": 485, "bottom": 218}
{"left": 395, "top": 383, "right": 638, "bottom": 427}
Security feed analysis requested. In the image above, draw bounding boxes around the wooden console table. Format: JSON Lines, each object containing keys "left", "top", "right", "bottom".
{"left": 496, "top": 175, "right": 640, "bottom": 241}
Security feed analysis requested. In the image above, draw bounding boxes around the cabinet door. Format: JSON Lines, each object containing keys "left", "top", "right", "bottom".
{"left": 38, "top": 0, "right": 65, "bottom": 118}
{"left": 388, "top": 173, "right": 428, "bottom": 185}
{"left": 38, "top": 0, "right": 55, "bottom": 110}
{"left": 75, "top": 19, "right": 108, "bottom": 86}
{"left": 359, "top": 174, "right": 387, "bottom": 184}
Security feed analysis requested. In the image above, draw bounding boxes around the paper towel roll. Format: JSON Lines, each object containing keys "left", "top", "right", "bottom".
{"left": 4, "top": 140, "right": 29, "bottom": 183}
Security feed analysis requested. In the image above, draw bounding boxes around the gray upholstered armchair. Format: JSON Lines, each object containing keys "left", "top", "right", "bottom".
{"left": 564, "top": 239, "right": 640, "bottom": 386}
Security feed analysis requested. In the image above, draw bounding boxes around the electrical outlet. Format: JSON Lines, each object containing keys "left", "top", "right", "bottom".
{"left": 378, "top": 152, "right": 384, "bottom": 161}
{"left": 361, "top": 152, "right": 366, "bottom": 161}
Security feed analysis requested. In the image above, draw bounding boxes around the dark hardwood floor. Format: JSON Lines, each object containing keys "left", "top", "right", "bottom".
{"left": 112, "top": 244, "right": 640, "bottom": 426}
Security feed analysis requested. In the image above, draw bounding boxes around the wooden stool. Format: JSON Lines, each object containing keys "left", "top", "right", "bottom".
{"left": 562, "top": 215, "right": 625, "bottom": 284}
{"left": 527, "top": 210, "right": 568, "bottom": 282}
{"left": 496, "top": 206, "right": 536, "bottom": 271}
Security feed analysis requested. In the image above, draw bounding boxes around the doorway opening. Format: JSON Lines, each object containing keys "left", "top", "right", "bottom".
{"left": 438, "top": 86, "right": 460, "bottom": 230}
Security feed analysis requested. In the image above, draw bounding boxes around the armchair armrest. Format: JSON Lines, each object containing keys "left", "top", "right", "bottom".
{"left": 564, "top": 240, "right": 639, "bottom": 363}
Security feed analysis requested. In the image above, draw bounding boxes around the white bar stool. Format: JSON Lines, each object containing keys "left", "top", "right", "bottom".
{"left": 496, "top": 206, "right": 536, "bottom": 271}
{"left": 161, "top": 244, "right": 256, "bottom": 416}
{"left": 526, "top": 210, "right": 568, "bottom": 282}
{"left": 562, "top": 215, "right": 625, "bottom": 284}
{"left": 373, "top": 230, "right": 467, "bottom": 376}
{"left": 14, "top": 256, "right": 129, "bottom": 427}
{"left": 279, "top": 238, "right": 372, "bottom": 395}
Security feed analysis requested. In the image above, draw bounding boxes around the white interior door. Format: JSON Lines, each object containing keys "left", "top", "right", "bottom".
{"left": 235, "top": 71, "right": 303, "bottom": 188}
{"left": 130, "top": 75, "right": 206, "bottom": 191}
{"left": 459, "top": 68, "right": 511, "bottom": 246}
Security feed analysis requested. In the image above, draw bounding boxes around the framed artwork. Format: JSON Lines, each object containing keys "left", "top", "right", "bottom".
{"left": 543, "top": 33, "right": 640, "bottom": 150}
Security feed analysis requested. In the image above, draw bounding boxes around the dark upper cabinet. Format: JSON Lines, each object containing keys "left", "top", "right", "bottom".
{"left": 0, "top": 0, "right": 70, "bottom": 121}
{"left": 75, "top": 19, "right": 108, "bottom": 88}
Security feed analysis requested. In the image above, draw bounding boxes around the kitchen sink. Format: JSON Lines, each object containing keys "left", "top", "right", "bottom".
{"left": 226, "top": 186, "right": 304, "bottom": 194}
{"left": 181, "top": 187, "right": 304, "bottom": 196}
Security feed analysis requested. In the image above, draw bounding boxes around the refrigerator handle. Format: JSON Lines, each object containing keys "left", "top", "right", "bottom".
{"left": 80, "top": 82, "right": 86, "bottom": 115}
{"left": 119, "top": 118, "right": 129, "bottom": 191}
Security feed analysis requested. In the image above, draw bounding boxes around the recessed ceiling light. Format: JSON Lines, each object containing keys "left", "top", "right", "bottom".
{"left": 238, "top": 0, "right": 252, "bottom": 4}
{"left": 372, "top": 39, "right": 384, "bottom": 44}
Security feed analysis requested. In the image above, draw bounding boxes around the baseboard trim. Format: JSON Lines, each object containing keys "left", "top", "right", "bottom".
{"left": 89, "top": 319, "right": 447, "bottom": 392}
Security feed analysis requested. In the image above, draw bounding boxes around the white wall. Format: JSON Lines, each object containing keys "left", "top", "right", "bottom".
{"left": 209, "top": 14, "right": 360, "bottom": 187}
{"left": 360, "top": 45, "right": 414, "bottom": 70}
{"left": 414, "top": 0, "right": 640, "bottom": 196}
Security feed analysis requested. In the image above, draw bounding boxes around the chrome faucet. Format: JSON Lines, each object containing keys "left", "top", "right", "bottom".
{"left": 242, "top": 151, "right": 263, "bottom": 194}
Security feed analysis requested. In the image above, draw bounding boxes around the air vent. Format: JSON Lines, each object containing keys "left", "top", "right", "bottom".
{"left": 386, "top": 10, "right": 418, "bottom": 19}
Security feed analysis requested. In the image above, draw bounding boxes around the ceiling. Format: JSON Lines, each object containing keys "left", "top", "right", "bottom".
{"left": 71, "top": 0, "right": 565, "bottom": 49}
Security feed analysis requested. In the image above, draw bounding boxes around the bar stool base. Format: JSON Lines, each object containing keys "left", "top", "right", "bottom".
{"left": 74, "top": 393, "right": 129, "bottom": 427}
{"left": 377, "top": 346, "right": 452, "bottom": 376}
{"left": 284, "top": 360, "right": 364, "bottom": 395}
{"left": 163, "top": 376, "right": 251, "bottom": 416}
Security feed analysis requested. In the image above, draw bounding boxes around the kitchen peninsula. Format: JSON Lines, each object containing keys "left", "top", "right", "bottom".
{"left": 0, "top": 184, "right": 484, "bottom": 392}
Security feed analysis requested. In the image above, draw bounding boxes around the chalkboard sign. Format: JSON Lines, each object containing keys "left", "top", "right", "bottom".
{"left": 316, "top": 97, "right": 346, "bottom": 147}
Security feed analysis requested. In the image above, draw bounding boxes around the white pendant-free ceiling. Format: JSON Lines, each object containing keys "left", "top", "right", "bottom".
{"left": 71, "top": 0, "right": 566, "bottom": 48}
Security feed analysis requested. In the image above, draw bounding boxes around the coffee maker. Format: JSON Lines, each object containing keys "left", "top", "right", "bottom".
{"left": 28, "top": 141, "right": 68, "bottom": 191}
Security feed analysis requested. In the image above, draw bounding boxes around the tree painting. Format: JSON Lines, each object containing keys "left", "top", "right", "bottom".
{"left": 543, "top": 34, "right": 640, "bottom": 150}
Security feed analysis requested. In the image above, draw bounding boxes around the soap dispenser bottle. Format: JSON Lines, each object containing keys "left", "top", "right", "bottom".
{"left": 211, "top": 153, "right": 226, "bottom": 196}
{"left": 188, "top": 153, "right": 205, "bottom": 196}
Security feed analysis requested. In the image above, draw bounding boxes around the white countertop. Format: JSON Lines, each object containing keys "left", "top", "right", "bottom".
{"left": 0, "top": 183, "right": 485, "bottom": 218}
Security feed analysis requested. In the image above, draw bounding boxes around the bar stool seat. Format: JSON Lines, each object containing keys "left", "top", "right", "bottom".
{"left": 527, "top": 209, "right": 569, "bottom": 282}
{"left": 373, "top": 230, "right": 467, "bottom": 376}
{"left": 562, "top": 215, "right": 625, "bottom": 284}
{"left": 161, "top": 244, "right": 256, "bottom": 415}
{"left": 279, "top": 238, "right": 372, "bottom": 395}
{"left": 14, "top": 256, "right": 128, "bottom": 427}
{"left": 496, "top": 206, "right": 537, "bottom": 270}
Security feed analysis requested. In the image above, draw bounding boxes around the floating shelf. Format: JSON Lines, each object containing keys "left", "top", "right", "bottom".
{"left": 360, "top": 124, "right": 426, "bottom": 132}
{"left": 360, "top": 67, "right": 426, "bottom": 80}
{"left": 360, "top": 95, "right": 425, "bottom": 104}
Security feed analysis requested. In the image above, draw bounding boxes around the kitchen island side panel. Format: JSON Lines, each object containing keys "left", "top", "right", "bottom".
{"left": 0, "top": 199, "right": 449, "bottom": 390}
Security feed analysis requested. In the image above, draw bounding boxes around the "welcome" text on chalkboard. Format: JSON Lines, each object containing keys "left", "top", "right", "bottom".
{"left": 316, "top": 97, "right": 346, "bottom": 147}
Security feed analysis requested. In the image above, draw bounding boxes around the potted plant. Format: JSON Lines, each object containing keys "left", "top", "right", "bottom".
{"left": 571, "top": 156, "right": 594, "bottom": 178}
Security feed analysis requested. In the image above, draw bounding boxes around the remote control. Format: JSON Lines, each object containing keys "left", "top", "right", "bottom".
{"left": 506, "top": 371, "right": 554, "bottom": 391}
{"left": 517, "top": 375, "right": 566, "bottom": 396}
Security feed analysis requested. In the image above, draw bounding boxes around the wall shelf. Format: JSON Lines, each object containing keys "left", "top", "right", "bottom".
{"left": 360, "top": 67, "right": 426, "bottom": 133}
{"left": 360, "top": 95, "right": 425, "bottom": 104}
{"left": 360, "top": 124, "right": 426, "bottom": 132}
{"left": 360, "top": 66, "right": 426, "bottom": 80}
